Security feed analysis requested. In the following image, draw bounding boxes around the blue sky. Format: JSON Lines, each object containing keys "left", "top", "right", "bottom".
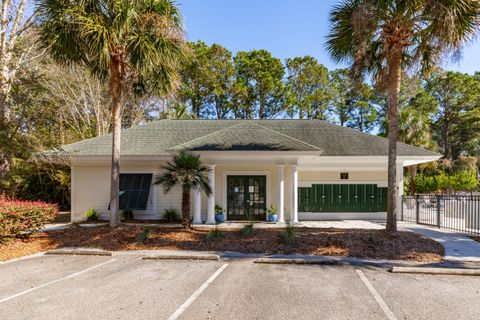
{"left": 179, "top": 0, "right": 480, "bottom": 74}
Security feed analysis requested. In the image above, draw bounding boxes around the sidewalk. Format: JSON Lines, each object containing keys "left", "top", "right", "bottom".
{"left": 398, "top": 221, "right": 480, "bottom": 262}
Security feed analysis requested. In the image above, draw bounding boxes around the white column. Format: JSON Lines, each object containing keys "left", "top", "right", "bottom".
{"left": 277, "top": 165, "right": 285, "bottom": 223}
{"left": 206, "top": 165, "right": 216, "bottom": 224}
{"left": 396, "top": 161, "right": 404, "bottom": 221}
{"left": 290, "top": 165, "right": 298, "bottom": 223}
{"left": 193, "top": 188, "right": 202, "bottom": 224}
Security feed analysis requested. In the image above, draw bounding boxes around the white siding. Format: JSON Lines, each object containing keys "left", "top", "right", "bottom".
{"left": 71, "top": 162, "right": 390, "bottom": 222}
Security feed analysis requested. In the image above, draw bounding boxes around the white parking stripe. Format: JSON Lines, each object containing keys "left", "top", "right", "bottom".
{"left": 356, "top": 269, "right": 398, "bottom": 320}
{"left": 0, "top": 258, "right": 117, "bottom": 304}
{"left": 167, "top": 263, "right": 229, "bottom": 320}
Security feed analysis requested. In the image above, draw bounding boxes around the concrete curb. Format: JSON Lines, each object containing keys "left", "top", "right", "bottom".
{"left": 255, "top": 257, "right": 343, "bottom": 265}
{"left": 45, "top": 248, "right": 112, "bottom": 256}
{"left": 0, "top": 252, "right": 46, "bottom": 265}
{"left": 143, "top": 254, "right": 220, "bottom": 261}
{"left": 390, "top": 266, "right": 480, "bottom": 276}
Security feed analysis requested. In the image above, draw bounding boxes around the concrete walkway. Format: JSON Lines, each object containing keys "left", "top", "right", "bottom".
{"left": 193, "top": 220, "right": 385, "bottom": 230}
{"left": 398, "top": 221, "right": 480, "bottom": 262}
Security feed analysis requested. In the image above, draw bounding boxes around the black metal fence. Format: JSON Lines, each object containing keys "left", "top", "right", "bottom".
{"left": 402, "top": 195, "right": 480, "bottom": 235}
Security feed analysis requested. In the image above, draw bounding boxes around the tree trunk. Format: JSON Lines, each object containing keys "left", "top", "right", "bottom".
{"left": 181, "top": 190, "right": 191, "bottom": 229}
{"left": 385, "top": 46, "right": 403, "bottom": 233}
{"left": 443, "top": 102, "right": 452, "bottom": 159}
{"left": 108, "top": 59, "right": 123, "bottom": 228}
{"left": 408, "top": 165, "right": 417, "bottom": 195}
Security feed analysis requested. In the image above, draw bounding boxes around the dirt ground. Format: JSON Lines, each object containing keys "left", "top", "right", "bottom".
{"left": 0, "top": 225, "right": 444, "bottom": 262}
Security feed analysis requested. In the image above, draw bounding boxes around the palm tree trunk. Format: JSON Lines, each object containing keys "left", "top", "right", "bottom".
{"left": 109, "top": 59, "right": 123, "bottom": 228}
{"left": 181, "top": 190, "right": 191, "bottom": 228}
{"left": 386, "top": 47, "right": 403, "bottom": 233}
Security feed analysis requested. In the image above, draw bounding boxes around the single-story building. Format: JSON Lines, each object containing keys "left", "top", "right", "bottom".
{"left": 47, "top": 120, "right": 441, "bottom": 223}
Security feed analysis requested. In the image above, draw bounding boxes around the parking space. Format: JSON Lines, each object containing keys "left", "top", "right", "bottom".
{"left": 362, "top": 268, "right": 480, "bottom": 320}
{"left": 180, "top": 262, "right": 384, "bottom": 320}
{"left": 1, "top": 254, "right": 479, "bottom": 320}
{"left": 0, "top": 255, "right": 115, "bottom": 300}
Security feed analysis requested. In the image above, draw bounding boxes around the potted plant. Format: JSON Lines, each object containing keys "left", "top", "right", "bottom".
{"left": 266, "top": 205, "right": 277, "bottom": 222}
{"left": 215, "top": 204, "right": 225, "bottom": 223}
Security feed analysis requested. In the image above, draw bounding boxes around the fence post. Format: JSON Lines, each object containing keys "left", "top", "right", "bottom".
{"left": 436, "top": 194, "right": 441, "bottom": 228}
{"left": 415, "top": 195, "right": 420, "bottom": 224}
{"left": 401, "top": 195, "right": 404, "bottom": 221}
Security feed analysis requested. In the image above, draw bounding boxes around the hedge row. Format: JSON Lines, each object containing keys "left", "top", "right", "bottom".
{"left": 0, "top": 200, "right": 59, "bottom": 239}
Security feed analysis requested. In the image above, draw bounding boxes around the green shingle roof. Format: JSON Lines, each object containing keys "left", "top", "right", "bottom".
{"left": 56, "top": 119, "right": 440, "bottom": 157}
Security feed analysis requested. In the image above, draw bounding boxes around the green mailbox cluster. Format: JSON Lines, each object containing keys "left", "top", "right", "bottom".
{"left": 298, "top": 184, "right": 388, "bottom": 213}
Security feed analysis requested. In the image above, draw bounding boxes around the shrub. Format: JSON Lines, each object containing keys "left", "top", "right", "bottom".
{"left": 283, "top": 225, "right": 296, "bottom": 245}
{"left": 122, "top": 209, "right": 134, "bottom": 221}
{"left": 207, "top": 227, "right": 224, "bottom": 241}
{"left": 241, "top": 223, "right": 253, "bottom": 237}
{"left": 136, "top": 227, "right": 152, "bottom": 243}
{"left": 164, "top": 208, "right": 181, "bottom": 222}
{"left": 85, "top": 208, "right": 98, "bottom": 221}
{"left": 0, "top": 200, "right": 59, "bottom": 239}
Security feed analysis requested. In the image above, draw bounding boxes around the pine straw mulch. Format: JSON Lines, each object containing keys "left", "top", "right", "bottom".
{"left": 0, "top": 225, "right": 444, "bottom": 262}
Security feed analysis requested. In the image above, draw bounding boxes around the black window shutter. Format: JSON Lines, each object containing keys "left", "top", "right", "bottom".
{"left": 119, "top": 174, "right": 153, "bottom": 210}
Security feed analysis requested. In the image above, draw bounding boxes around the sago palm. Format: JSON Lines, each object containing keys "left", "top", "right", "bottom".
{"left": 155, "top": 151, "right": 212, "bottom": 228}
{"left": 37, "top": 0, "right": 187, "bottom": 227}
{"left": 326, "top": 0, "right": 479, "bottom": 232}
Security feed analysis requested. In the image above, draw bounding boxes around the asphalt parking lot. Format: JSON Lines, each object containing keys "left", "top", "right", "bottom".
{"left": 1, "top": 254, "right": 479, "bottom": 320}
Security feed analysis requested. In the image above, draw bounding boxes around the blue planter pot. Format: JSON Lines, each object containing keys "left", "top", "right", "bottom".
{"left": 267, "top": 214, "right": 277, "bottom": 222}
{"left": 215, "top": 214, "right": 225, "bottom": 223}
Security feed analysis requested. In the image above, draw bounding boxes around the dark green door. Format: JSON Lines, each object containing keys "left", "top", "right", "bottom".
{"left": 227, "top": 176, "right": 266, "bottom": 220}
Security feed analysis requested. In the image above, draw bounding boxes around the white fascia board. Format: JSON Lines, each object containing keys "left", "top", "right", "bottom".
{"left": 300, "top": 155, "right": 441, "bottom": 167}
{"left": 65, "top": 155, "right": 171, "bottom": 166}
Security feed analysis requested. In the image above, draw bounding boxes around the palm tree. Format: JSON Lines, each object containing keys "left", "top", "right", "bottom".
{"left": 155, "top": 151, "right": 212, "bottom": 228}
{"left": 326, "top": 0, "right": 479, "bottom": 232}
{"left": 37, "top": 0, "right": 187, "bottom": 227}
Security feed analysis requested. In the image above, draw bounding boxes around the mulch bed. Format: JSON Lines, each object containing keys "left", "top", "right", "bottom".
{"left": 0, "top": 225, "right": 444, "bottom": 262}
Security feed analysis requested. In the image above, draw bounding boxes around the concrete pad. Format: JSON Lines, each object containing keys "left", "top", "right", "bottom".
{"left": 298, "top": 220, "right": 385, "bottom": 230}
{"left": 0, "top": 255, "right": 114, "bottom": 300}
{"left": 45, "top": 247, "right": 112, "bottom": 256}
{"left": 399, "top": 221, "right": 480, "bottom": 262}
{"left": 180, "top": 261, "right": 386, "bottom": 320}
{"left": 0, "top": 255, "right": 225, "bottom": 320}
{"left": 363, "top": 268, "right": 480, "bottom": 320}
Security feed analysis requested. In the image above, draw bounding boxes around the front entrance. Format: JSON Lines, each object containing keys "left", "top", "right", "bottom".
{"left": 227, "top": 175, "right": 266, "bottom": 220}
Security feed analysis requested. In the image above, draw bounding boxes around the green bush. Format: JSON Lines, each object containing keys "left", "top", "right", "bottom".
{"left": 283, "top": 225, "right": 296, "bottom": 245}
{"left": 164, "top": 208, "right": 181, "bottom": 222}
{"left": 415, "top": 169, "right": 478, "bottom": 193}
{"left": 122, "top": 209, "right": 134, "bottom": 221}
{"left": 0, "top": 200, "right": 59, "bottom": 239}
{"left": 85, "top": 208, "right": 98, "bottom": 221}
{"left": 136, "top": 227, "right": 152, "bottom": 243}
{"left": 241, "top": 223, "right": 253, "bottom": 237}
{"left": 207, "top": 227, "right": 224, "bottom": 241}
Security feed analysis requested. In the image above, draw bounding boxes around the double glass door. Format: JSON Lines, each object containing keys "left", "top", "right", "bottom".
{"left": 227, "top": 175, "right": 266, "bottom": 220}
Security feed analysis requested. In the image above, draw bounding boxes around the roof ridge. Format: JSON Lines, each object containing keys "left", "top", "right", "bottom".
{"left": 168, "top": 121, "right": 246, "bottom": 151}
{"left": 246, "top": 120, "right": 323, "bottom": 151}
